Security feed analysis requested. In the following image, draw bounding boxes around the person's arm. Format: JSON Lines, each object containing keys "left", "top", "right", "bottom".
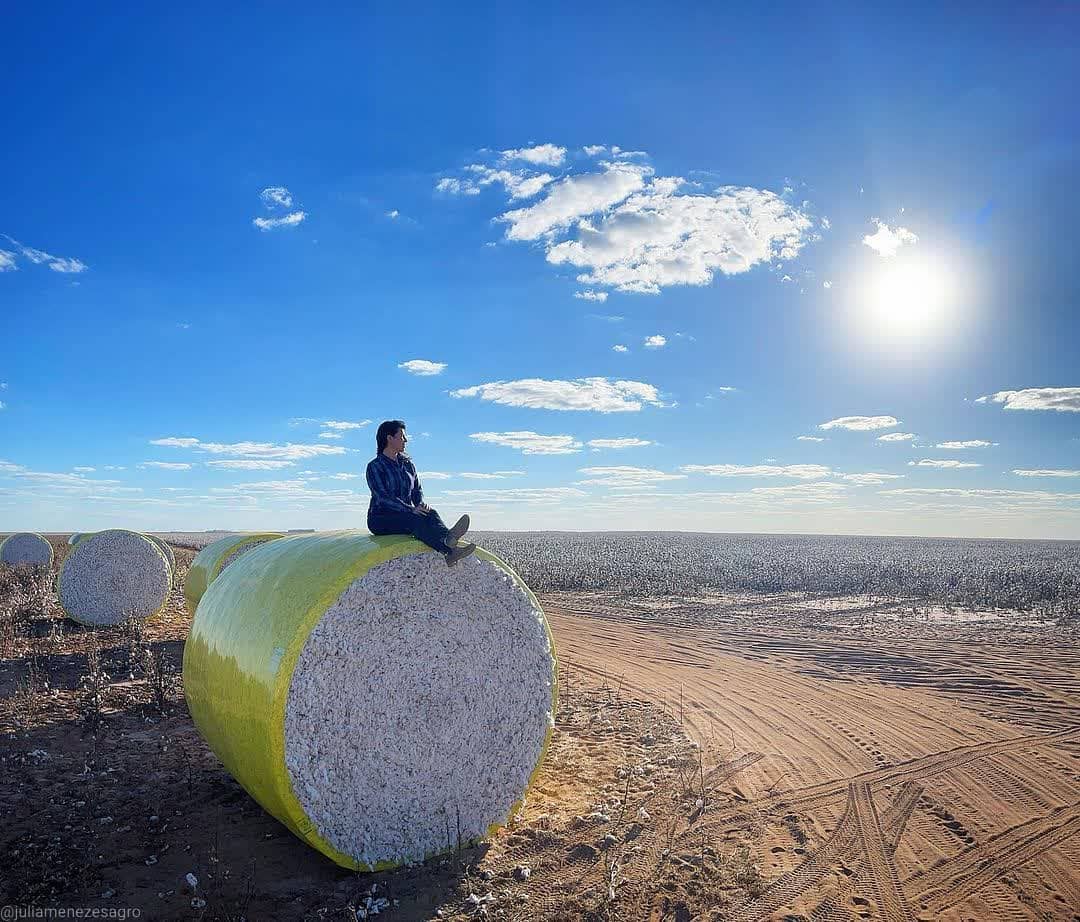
{"left": 408, "top": 461, "right": 425, "bottom": 508}
{"left": 366, "top": 459, "right": 414, "bottom": 512}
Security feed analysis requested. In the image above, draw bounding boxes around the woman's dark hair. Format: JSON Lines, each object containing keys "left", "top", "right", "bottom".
{"left": 376, "top": 419, "right": 406, "bottom": 454}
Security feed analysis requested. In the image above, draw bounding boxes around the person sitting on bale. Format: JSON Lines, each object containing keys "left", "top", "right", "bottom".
{"left": 366, "top": 419, "right": 476, "bottom": 567}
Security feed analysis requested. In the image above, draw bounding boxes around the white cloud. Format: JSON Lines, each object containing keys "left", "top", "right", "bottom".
{"left": 323, "top": 419, "right": 370, "bottom": 430}
{"left": 1012, "top": 469, "right": 1080, "bottom": 478}
{"left": 103, "top": 465, "right": 125, "bottom": 471}
{"left": 682, "top": 463, "right": 833, "bottom": 480}
{"left": 819, "top": 415, "right": 900, "bottom": 431}
{"left": 877, "top": 432, "right": 917, "bottom": 442}
{"left": 205, "top": 459, "right": 295, "bottom": 470}
{"left": 420, "top": 471, "right": 452, "bottom": 480}
{"left": 500, "top": 162, "right": 651, "bottom": 241}
{"left": 459, "top": 471, "right": 526, "bottom": 480}
{"left": 318, "top": 431, "right": 343, "bottom": 439}
{"left": 823, "top": 280, "right": 832, "bottom": 289}
{"left": 253, "top": 211, "right": 307, "bottom": 230}
{"left": 862, "top": 220, "right": 918, "bottom": 257}
{"left": 2, "top": 236, "right": 88, "bottom": 273}
{"left": 587, "top": 313, "right": 624, "bottom": 322}
{"left": 386, "top": 209, "right": 400, "bottom": 219}
{"left": 841, "top": 472, "right": 905, "bottom": 486}
{"left": 452, "top": 377, "right": 664, "bottom": 413}
{"left": 746, "top": 481, "right": 848, "bottom": 502}
{"left": 908, "top": 459, "right": 981, "bottom": 469}
{"left": 587, "top": 438, "right": 653, "bottom": 449}
{"left": 140, "top": 461, "right": 192, "bottom": 470}
{"left": 435, "top": 177, "right": 481, "bottom": 196}
{"left": 577, "top": 465, "right": 686, "bottom": 487}
{"left": 469, "top": 431, "right": 583, "bottom": 455}
{"left": 976, "top": 387, "right": 1080, "bottom": 413}
{"left": 797, "top": 436, "right": 826, "bottom": 442}
{"left": 583, "top": 145, "right": 607, "bottom": 157}
{"left": 501, "top": 144, "right": 567, "bottom": 166}
{"left": 150, "top": 436, "right": 344, "bottom": 460}
{"left": 574, "top": 290, "right": 609, "bottom": 302}
{"left": 545, "top": 180, "right": 814, "bottom": 294}
{"left": 260, "top": 187, "right": 293, "bottom": 208}
{"left": 49, "top": 257, "right": 87, "bottom": 273}
{"left": 881, "top": 487, "right": 1080, "bottom": 503}
{"left": 937, "top": 440, "right": 996, "bottom": 449}
{"left": 643, "top": 334, "right": 667, "bottom": 349}
{"left": 443, "top": 486, "right": 585, "bottom": 505}
{"left": 466, "top": 165, "right": 555, "bottom": 200}
{"left": 150, "top": 437, "right": 200, "bottom": 448}
{"left": 612, "top": 345, "right": 629, "bottom": 353}
{"left": 398, "top": 359, "right": 447, "bottom": 376}
{"left": 72, "top": 466, "right": 95, "bottom": 472}
{"left": 329, "top": 473, "right": 360, "bottom": 480}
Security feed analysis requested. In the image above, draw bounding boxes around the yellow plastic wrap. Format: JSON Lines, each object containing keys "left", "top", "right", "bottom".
{"left": 183, "top": 532, "right": 284, "bottom": 613}
{"left": 182, "top": 529, "right": 558, "bottom": 871}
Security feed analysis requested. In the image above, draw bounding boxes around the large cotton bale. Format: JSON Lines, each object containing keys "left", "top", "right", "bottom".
{"left": 0, "top": 532, "right": 54, "bottom": 568}
{"left": 183, "top": 532, "right": 284, "bottom": 612}
{"left": 58, "top": 529, "right": 172, "bottom": 626}
{"left": 183, "top": 530, "right": 557, "bottom": 870}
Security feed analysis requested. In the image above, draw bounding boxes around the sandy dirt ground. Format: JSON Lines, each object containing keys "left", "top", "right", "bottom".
{"left": 1, "top": 539, "right": 1078, "bottom": 920}
{"left": 544, "top": 593, "right": 1080, "bottom": 920}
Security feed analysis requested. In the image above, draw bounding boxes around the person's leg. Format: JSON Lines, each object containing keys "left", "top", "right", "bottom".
{"left": 369, "top": 508, "right": 451, "bottom": 555}
{"left": 367, "top": 509, "right": 416, "bottom": 536}
{"left": 414, "top": 510, "right": 453, "bottom": 553}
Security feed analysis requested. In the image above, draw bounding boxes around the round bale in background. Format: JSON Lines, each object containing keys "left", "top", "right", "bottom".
{"left": 0, "top": 532, "right": 55, "bottom": 568}
{"left": 183, "top": 530, "right": 557, "bottom": 871}
{"left": 145, "top": 534, "right": 177, "bottom": 583}
{"left": 59, "top": 529, "right": 172, "bottom": 626}
{"left": 183, "top": 532, "right": 285, "bottom": 613}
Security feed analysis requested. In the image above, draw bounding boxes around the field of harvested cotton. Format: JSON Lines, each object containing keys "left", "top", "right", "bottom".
{"left": 2, "top": 531, "right": 1079, "bottom": 921}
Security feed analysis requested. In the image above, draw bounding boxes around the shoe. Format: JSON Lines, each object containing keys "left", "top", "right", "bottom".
{"left": 446, "top": 542, "right": 476, "bottom": 568}
{"left": 446, "top": 514, "right": 471, "bottom": 547}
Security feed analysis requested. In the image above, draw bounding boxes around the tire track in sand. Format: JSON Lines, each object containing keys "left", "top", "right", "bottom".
{"left": 910, "top": 801, "right": 1080, "bottom": 913}
{"left": 850, "top": 780, "right": 914, "bottom": 921}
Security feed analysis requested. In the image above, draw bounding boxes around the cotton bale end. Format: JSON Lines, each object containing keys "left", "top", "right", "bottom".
{"left": 183, "top": 532, "right": 284, "bottom": 613}
{"left": 183, "top": 530, "right": 557, "bottom": 870}
{"left": 58, "top": 529, "right": 172, "bottom": 626}
{"left": 0, "top": 532, "right": 54, "bottom": 568}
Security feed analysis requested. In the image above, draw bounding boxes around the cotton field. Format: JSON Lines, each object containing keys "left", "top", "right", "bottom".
{"left": 472, "top": 531, "right": 1080, "bottom": 613}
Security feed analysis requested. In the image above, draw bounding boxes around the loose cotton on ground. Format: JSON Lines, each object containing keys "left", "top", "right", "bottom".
{"left": 183, "top": 530, "right": 557, "bottom": 870}
{"left": 59, "top": 529, "right": 172, "bottom": 626}
{"left": 0, "top": 532, "right": 54, "bottom": 568}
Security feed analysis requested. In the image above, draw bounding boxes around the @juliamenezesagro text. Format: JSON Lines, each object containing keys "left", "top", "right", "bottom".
{"left": 1, "top": 908, "right": 141, "bottom": 921}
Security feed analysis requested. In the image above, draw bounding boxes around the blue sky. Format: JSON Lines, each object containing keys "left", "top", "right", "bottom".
{"left": 2, "top": 3, "right": 1079, "bottom": 538}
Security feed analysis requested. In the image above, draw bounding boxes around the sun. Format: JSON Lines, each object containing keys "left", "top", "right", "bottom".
{"left": 863, "top": 255, "right": 956, "bottom": 340}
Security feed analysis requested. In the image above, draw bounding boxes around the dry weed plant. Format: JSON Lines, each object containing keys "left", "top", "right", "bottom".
{"left": 80, "top": 637, "right": 111, "bottom": 734}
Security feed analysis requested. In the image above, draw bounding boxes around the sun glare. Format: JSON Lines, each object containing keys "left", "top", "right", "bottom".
{"left": 862, "top": 255, "right": 956, "bottom": 340}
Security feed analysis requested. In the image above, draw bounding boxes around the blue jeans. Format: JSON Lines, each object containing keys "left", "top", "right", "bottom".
{"left": 368, "top": 507, "right": 452, "bottom": 554}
